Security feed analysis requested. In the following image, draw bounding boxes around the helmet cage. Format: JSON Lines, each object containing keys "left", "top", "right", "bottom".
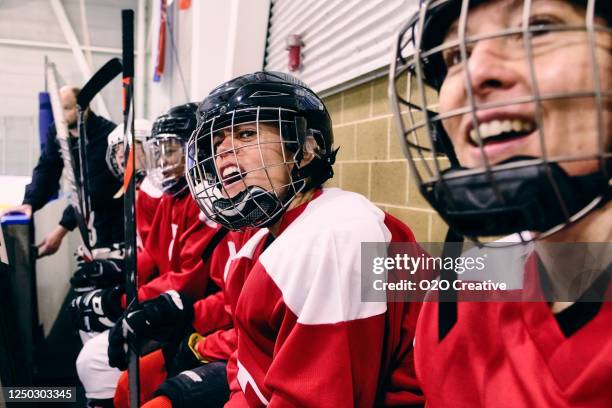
{"left": 186, "top": 106, "right": 308, "bottom": 231}
{"left": 389, "top": 0, "right": 611, "bottom": 245}
{"left": 144, "top": 134, "right": 188, "bottom": 196}
{"left": 106, "top": 132, "right": 148, "bottom": 180}
{"left": 106, "top": 141, "right": 125, "bottom": 180}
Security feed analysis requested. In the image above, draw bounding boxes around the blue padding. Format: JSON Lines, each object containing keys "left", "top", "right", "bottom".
{"left": 0, "top": 214, "right": 30, "bottom": 225}
{"left": 39, "top": 92, "right": 53, "bottom": 151}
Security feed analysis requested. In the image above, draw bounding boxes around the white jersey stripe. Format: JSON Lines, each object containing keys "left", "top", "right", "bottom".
{"left": 237, "top": 359, "right": 269, "bottom": 406}
{"left": 260, "top": 188, "right": 388, "bottom": 325}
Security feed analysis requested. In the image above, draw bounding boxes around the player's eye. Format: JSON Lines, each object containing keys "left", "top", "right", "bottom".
{"left": 528, "top": 14, "right": 562, "bottom": 37}
{"left": 442, "top": 45, "right": 466, "bottom": 69}
{"left": 237, "top": 129, "right": 257, "bottom": 140}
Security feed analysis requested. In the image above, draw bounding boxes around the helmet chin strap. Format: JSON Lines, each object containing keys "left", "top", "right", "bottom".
{"left": 164, "top": 177, "right": 189, "bottom": 197}
{"left": 210, "top": 177, "right": 308, "bottom": 231}
{"left": 212, "top": 186, "right": 284, "bottom": 229}
{"left": 430, "top": 156, "right": 611, "bottom": 239}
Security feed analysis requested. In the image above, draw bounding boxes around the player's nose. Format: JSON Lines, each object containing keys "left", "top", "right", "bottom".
{"left": 466, "top": 39, "right": 519, "bottom": 100}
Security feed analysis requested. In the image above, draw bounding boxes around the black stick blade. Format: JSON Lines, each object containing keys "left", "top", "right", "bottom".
{"left": 77, "top": 57, "right": 122, "bottom": 109}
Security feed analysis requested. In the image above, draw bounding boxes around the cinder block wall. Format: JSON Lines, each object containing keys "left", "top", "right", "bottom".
{"left": 323, "top": 75, "right": 448, "bottom": 242}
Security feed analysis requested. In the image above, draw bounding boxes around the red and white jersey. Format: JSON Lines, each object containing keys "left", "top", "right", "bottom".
{"left": 135, "top": 192, "right": 222, "bottom": 303}
{"left": 222, "top": 188, "right": 424, "bottom": 407}
{"left": 192, "top": 228, "right": 263, "bottom": 360}
{"left": 414, "top": 255, "right": 612, "bottom": 408}
{"left": 136, "top": 176, "right": 163, "bottom": 247}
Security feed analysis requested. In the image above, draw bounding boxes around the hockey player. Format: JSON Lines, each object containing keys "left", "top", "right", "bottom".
{"left": 110, "top": 232, "right": 238, "bottom": 408}
{"left": 70, "top": 119, "right": 159, "bottom": 296}
{"left": 105, "top": 118, "right": 162, "bottom": 246}
{"left": 72, "top": 103, "right": 229, "bottom": 407}
{"left": 105, "top": 118, "right": 151, "bottom": 184}
{"left": 108, "top": 72, "right": 427, "bottom": 407}
{"left": 389, "top": 0, "right": 611, "bottom": 406}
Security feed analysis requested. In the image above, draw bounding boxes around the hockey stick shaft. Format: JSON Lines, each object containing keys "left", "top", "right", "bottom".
{"left": 122, "top": 9, "right": 140, "bottom": 408}
{"left": 45, "top": 62, "right": 93, "bottom": 256}
{"left": 76, "top": 58, "right": 122, "bottom": 221}
{"left": 74, "top": 57, "right": 122, "bottom": 253}
{"left": 76, "top": 108, "right": 91, "bottom": 231}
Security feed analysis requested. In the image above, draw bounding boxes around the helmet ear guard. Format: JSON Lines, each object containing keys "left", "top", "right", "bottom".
{"left": 288, "top": 117, "right": 338, "bottom": 188}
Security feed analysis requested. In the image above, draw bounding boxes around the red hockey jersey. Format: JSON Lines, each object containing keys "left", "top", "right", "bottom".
{"left": 192, "top": 228, "right": 264, "bottom": 359}
{"left": 136, "top": 176, "right": 163, "bottom": 247}
{"left": 135, "top": 192, "right": 222, "bottom": 302}
{"left": 414, "top": 255, "right": 612, "bottom": 408}
{"left": 222, "top": 188, "right": 425, "bottom": 407}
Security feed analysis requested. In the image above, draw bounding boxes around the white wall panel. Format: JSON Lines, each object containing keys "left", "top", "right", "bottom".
{"left": 0, "top": 0, "right": 138, "bottom": 123}
{"left": 190, "top": 0, "right": 270, "bottom": 102}
{"left": 264, "top": 0, "right": 418, "bottom": 95}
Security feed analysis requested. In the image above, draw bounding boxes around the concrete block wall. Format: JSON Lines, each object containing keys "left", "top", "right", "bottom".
{"left": 322, "top": 75, "right": 448, "bottom": 243}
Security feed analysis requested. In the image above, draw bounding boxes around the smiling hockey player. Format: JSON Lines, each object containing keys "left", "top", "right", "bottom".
{"left": 389, "top": 0, "right": 611, "bottom": 406}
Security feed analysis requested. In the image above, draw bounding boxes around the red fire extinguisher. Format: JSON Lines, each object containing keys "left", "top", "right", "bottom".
{"left": 286, "top": 34, "right": 303, "bottom": 72}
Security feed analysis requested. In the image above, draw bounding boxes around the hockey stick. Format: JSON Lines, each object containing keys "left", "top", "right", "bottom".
{"left": 76, "top": 58, "right": 123, "bottom": 112}
{"left": 74, "top": 57, "right": 123, "bottom": 255}
{"left": 121, "top": 9, "right": 140, "bottom": 408}
{"left": 45, "top": 62, "right": 98, "bottom": 258}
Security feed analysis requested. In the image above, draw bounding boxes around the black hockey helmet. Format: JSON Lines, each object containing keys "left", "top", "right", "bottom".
{"left": 411, "top": 0, "right": 611, "bottom": 91}
{"left": 151, "top": 102, "right": 199, "bottom": 142}
{"left": 186, "top": 71, "right": 338, "bottom": 231}
{"left": 145, "top": 103, "right": 199, "bottom": 197}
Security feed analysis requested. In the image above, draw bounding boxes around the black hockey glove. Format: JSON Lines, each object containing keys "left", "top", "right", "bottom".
{"left": 68, "top": 285, "right": 124, "bottom": 332}
{"left": 108, "top": 290, "right": 194, "bottom": 371}
{"left": 155, "top": 362, "right": 229, "bottom": 408}
{"left": 70, "top": 258, "right": 124, "bottom": 293}
{"left": 165, "top": 332, "right": 208, "bottom": 378}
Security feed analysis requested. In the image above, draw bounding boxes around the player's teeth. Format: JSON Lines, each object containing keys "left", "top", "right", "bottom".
{"left": 469, "top": 119, "right": 535, "bottom": 144}
{"left": 501, "top": 120, "right": 512, "bottom": 133}
{"left": 479, "top": 122, "right": 489, "bottom": 137}
{"left": 489, "top": 120, "right": 502, "bottom": 136}
{"left": 223, "top": 166, "right": 239, "bottom": 177}
{"left": 469, "top": 128, "right": 478, "bottom": 142}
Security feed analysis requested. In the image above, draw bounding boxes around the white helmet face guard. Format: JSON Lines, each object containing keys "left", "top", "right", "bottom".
{"left": 389, "top": 0, "right": 611, "bottom": 245}
{"left": 186, "top": 107, "right": 306, "bottom": 231}
{"left": 106, "top": 137, "right": 147, "bottom": 180}
{"left": 106, "top": 120, "right": 151, "bottom": 180}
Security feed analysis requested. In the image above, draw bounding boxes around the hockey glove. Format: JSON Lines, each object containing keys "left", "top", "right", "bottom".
{"left": 155, "top": 362, "right": 229, "bottom": 408}
{"left": 108, "top": 290, "right": 194, "bottom": 370}
{"left": 165, "top": 332, "right": 208, "bottom": 378}
{"left": 70, "top": 258, "right": 124, "bottom": 293}
{"left": 68, "top": 285, "right": 124, "bottom": 332}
